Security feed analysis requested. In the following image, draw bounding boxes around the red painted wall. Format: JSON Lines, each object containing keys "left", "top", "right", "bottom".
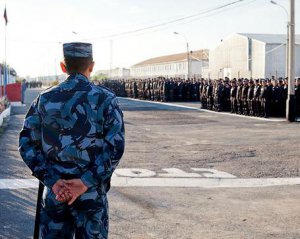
{"left": 1, "top": 83, "right": 22, "bottom": 102}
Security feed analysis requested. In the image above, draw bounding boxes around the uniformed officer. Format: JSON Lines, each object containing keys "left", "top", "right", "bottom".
{"left": 214, "top": 79, "right": 223, "bottom": 112}
{"left": 253, "top": 79, "right": 261, "bottom": 116}
{"left": 242, "top": 79, "right": 250, "bottom": 115}
{"left": 236, "top": 79, "right": 243, "bottom": 114}
{"left": 247, "top": 80, "right": 255, "bottom": 116}
{"left": 230, "top": 80, "right": 237, "bottom": 113}
{"left": 207, "top": 80, "right": 214, "bottom": 110}
{"left": 262, "top": 79, "right": 273, "bottom": 118}
{"left": 272, "top": 79, "right": 282, "bottom": 117}
{"left": 200, "top": 79, "right": 208, "bottom": 109}
{"left": 19, "top": 42, "right": 125, "bottom": 239}
{"left": 133, "top": 80, "right": 138, "bottom": 98}
{"left": 223, "top": 78, "right": 231, "bottom": 112}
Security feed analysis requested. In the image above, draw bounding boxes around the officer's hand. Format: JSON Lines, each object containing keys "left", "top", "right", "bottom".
{"left": 52, "top": 179, "right": 72, "bottom": 202}
{"left": 52, "top": 179, "right": 66, "bottom": 196}
{"left": 63, "top": 179, "right": 88, "bottom": 205}
{"left": 56, "top": 189, "right": 73, "bottom": 202}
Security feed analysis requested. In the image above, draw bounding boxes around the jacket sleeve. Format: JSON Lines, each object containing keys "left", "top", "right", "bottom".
{"left": 80, "top": 96, "right": 125, "bottom": 188}
{"left": 19, "top": 96, "right": 59, "bottom": 188}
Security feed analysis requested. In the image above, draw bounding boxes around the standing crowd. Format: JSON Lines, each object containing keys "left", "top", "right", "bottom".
{"left": 100, "top": 77, "right": 300, "bottom": 118}
{"left": 25, "top": 80, "right": 43, "bottom": 88}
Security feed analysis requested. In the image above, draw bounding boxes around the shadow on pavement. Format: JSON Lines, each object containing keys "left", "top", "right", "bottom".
{"left": 0, "top": 188, "right": 36, "bottom": 239}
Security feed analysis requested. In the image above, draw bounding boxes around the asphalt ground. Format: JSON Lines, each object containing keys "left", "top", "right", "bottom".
{"left": 0, "top": 88, "right": 299, "bottom": 239}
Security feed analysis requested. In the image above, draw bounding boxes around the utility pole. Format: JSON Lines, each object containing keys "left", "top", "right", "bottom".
{"left": 286, "top": 21, "right": 290, "bottom": 78}
{"left": 110, "top": 40, "right": 113, "bottom": 78}
{"left": 4, "top": 11, "right": 7, "bottom": 96}
{"left": 286, "top": 0, "right": 296, "bottom": 121}
{"left": 186, "top": 41, "right": 191, "bottom": 80}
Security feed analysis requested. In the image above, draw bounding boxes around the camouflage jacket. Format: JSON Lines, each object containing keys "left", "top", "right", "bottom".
{"left": 19, "top": 73, "right": 125, "bottom": 190}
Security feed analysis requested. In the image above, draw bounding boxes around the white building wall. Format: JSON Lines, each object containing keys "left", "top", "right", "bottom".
{"left": 296, "top": 46, "right": 300, "bottom": 77}
{"left": 96, "top": 68, "right": 130, "bottom": 79}
{"left": 209, "top": 34, "right": 251, "bottom": 79}
{"left": 251, "top": 39, "right": 265, "bottom": 79}
{"left": 264, "top": 43, "right": 286, "bottom": 78}
{"left": 264, "top": 44, "right": 300, "bottom": 78}
{"left": 131, "top": 60, "right": 205, "bottom": 79}
{"left": 209, "top": 34, "right": 300, "bottom": 79}
{"left": 110, "top": 68, "right": 130, "bottom": 78}
{"left": 190, "top": 61, "right": 203, "bottom": 78}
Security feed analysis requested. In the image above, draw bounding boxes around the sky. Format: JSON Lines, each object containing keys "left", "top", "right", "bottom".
{"left": 0, "top": 0, "right": 299, "bottom": 77}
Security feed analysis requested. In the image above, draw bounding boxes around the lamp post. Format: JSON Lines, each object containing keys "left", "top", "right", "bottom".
{"left": 174, "top": 32, "right": 190, "bottom": 80}
{"left": 287, "top": 0, "right": 296, "bottom": 121}
{"left": 271, "top": 0, "right": 295, "bottom": 122}
{"left": 270, "top": 0, "right": 289, "bottom": 78}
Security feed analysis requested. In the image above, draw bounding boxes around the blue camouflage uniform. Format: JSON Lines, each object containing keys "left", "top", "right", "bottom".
{"left": 19, "top": 42, "right": 125, "bottom": 239}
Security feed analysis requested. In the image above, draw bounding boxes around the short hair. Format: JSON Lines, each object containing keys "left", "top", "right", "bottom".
{"left": 64, "top": 57, "right": 93, "bottom": 74}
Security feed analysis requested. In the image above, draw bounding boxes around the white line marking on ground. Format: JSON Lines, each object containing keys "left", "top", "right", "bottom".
{"left": 119, "top": 97, "right": 286, "bottom": 122}
{"left": 1, "top": 177, "right": 299, "bottom": 190}
{"left": 114, "top": 168, "right": 237, "bottom": 178}
{"left": 112, "top": 176, "right": 300, "bottom": 188}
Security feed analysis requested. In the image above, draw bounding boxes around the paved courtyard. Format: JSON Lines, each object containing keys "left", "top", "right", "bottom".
{"left": 0, "top": 89, "right": 299, "bottom": 239}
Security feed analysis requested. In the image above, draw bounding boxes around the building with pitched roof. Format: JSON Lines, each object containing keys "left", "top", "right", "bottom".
{"left": 208, "top": 33, "right": 300, "bottom": 79}
{"left": 130, "top": 49, "right": 209, "bottom": 79}
{"left": 95, "top": 68, "right": 130, "bottom": 79}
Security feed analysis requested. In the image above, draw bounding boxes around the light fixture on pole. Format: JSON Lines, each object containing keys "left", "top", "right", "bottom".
{"left": 271, "top": 0, "right": 295, "bottom": 121}
{"left": 174, "top": 32, "right": 191, "bottom": 80}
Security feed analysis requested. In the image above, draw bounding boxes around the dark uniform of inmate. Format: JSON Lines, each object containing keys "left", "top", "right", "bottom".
{"left": 19, "top": 42, "right": 125, "bottom": 239}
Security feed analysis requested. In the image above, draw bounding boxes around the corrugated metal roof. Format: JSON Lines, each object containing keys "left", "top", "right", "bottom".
{"left": 132, "top": 49, "right": 209, "bottom": 67}
{"left": 238, "top": 33, "right": 300, "bottom": 44}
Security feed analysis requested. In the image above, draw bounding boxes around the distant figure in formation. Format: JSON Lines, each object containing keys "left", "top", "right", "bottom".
{"left": 21, "top": 79, "right": 27, "bottom": 104}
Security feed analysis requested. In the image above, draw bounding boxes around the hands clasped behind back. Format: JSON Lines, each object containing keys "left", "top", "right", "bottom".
{"left": 52, "top": 179, "right": 88, "bottom": 205}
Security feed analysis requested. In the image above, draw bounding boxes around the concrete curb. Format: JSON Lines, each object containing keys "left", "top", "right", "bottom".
{"left": 10, "top": 102, "right": 26, "bottom": 107}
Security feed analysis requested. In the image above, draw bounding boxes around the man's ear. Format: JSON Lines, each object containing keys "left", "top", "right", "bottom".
{"left": 89, "top": 61, "right": 95, "bottom": 73}
{"left": 60, "top": 62, "right": 67, "bottom": 73}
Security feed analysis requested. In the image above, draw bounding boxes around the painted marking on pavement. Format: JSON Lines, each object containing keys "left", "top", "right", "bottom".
{"left": 114, "top": 168, "right": 236, "bottom": 178}
{"left": 0, "top": 168, "right": 299, "bottom": 189}
{"left": 0, "top": 177, "right": 300, "bottom": 190}
{"left": 120, "top": 97, "right": 286, "bottom": 122}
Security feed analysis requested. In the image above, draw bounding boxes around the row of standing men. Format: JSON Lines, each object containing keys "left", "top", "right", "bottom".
{"left": 100, "top": 77, "right": 300, "bottom": 118}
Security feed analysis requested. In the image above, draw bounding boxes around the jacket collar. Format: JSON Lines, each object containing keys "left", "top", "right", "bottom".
{"left": 60, "top": 73, "right": 90, "bottom": 91}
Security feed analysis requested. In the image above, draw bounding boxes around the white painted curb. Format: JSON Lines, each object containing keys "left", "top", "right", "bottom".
{"left": 111, "top": 176, "right": 300, "bottom": 188}
{"left": 11, "top": 102, "right": 25, "bottom": 107}
{"left": 1, "top": 177, "right": 299, "bottom": 190}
